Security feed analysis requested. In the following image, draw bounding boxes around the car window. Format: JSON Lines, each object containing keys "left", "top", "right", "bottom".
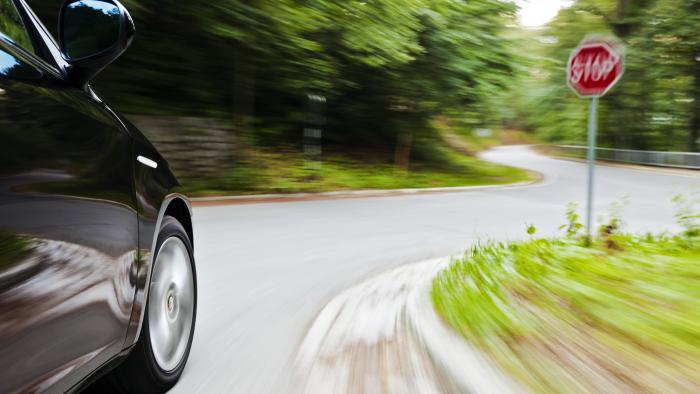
{"left": 0, "top": 0, "right": 35, "bottom": 54}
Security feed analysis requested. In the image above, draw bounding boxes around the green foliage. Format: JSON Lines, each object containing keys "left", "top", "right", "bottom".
{"left": 0, "top": 0, "right": 34, "bottom": 50}
{"left": 23, "top": 0, "right": 530, "bottom": 193}
{"left": 515, "top": 0, "right": 700, "bottom": 152}
{"left": 432, "top": 231, "right": 700, "bottom": 392}
{"left": 29, "top": 0, "right": 519, "bottom": 156}
{"left": 526, "top": 223, "right": 537, "bottom": 236}
{"left": 560, "top": 202, "right": 584, "bottom": 239}
{"left": 598, "top": 196, "right": 629, "bottom": 247}
{"left": 673, "top": 192, "right": 700, "bottom": 236}
{"left": 179, "top": 147, "right": 532, "bottom": 196}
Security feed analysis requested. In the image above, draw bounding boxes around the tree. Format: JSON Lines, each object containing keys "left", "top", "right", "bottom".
{"left": 519, "top": 0, "right": 699, "bottom": 152}
{"left": 647, "top": 0, "right": 700, "bottom": 151}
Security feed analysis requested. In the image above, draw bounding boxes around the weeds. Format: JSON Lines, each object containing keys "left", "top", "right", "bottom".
{"left": 432, "top": 198, "right": 700, "bottom": 392}
{"left": 673, "top": 192, "right": 700, "bottom": 237}
{"left": 525, "top": 224, "right": 537, "bottom": 237}
{"left": 598, "top": 196, "right": 629, "bottom": 250}
{"left": 559, "top": 202, "right": 584, "bottom": 239}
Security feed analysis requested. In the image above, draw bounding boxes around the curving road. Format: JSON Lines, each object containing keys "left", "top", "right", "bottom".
{"left": 173, "top": 146, "right": 700, "bottom": 393}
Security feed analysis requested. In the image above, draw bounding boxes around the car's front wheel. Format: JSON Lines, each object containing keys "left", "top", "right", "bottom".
{"left": 93, "top": 215, "right": 197, "bottom": 393}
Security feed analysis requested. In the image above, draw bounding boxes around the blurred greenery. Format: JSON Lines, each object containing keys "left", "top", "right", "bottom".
{"left": 512, "top": 0, "right": 700, "bottom": 152}
{"left": 432, "top": 203, "right": 700, "bottom": 392}
{"left": 25, "top": 0, "right": 699, "bottom": 195}
{"left": 0, "top": 0, "right": 34, "bottom": 51}
{"left": 178, "top": 145, "right": 532, "bottom": 196}
{"left": 27, "top": 0, "right": 530, "bottom": 194}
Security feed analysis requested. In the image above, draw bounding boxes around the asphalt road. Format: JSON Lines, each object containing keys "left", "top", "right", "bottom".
{"left": 173, "top": 146, "right": 700, "bottom": 393}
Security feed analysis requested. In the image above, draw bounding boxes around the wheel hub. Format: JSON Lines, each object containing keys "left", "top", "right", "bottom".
{"left": 167, "top": 294, "right": 175, "bottom": 313}
{"left": 148, "top": 237, "right": 194, "bottom": 372}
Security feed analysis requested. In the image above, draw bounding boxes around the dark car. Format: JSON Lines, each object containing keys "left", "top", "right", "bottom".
{"left": 0, "top": 0, "right": 196, "bottom": 392}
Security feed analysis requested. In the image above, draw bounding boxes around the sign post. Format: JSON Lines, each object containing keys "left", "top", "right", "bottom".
{"left": 586, "top": 96, "right": 598, "bottom": 238}
{"left": 567, "top": 38, "right": 624, "bottom": 241}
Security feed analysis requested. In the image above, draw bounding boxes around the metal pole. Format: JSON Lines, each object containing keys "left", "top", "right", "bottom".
{"left": 586, "top": 96, "right": 598, "bottom": 242}
{"left": 304, "top": 94, "right": 325, "bottom": 175}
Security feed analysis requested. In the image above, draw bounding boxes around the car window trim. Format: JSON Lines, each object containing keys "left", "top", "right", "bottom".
{"left": 11, "top": 0, "right": 68, "bottom": 75}
{"left": 0, "top": 35, "right": 61, "bottom": 80}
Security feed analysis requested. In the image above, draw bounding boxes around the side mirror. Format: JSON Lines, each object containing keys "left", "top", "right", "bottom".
{"left": 58, "top": 0, "right": 134, "bottom": 88}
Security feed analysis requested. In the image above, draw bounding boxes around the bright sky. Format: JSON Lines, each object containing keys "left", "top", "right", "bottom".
{"left": 516, "top": 0, "right": 573, "bottom": 27}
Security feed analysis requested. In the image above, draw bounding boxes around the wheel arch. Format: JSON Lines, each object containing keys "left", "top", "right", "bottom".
{"left": 163, "top": 195, "right": 193, "bottom": 248}
{"left": 123, "top": 193, "right": 193, "bottom": 349}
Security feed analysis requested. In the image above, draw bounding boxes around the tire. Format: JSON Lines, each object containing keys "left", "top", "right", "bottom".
{"left": 90, "top": 215, "right": 197, "bottom": 393}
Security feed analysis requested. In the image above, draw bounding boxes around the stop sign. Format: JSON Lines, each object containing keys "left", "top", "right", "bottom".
{"left": 567, "top": 41, "right": 624, "bottom": 97}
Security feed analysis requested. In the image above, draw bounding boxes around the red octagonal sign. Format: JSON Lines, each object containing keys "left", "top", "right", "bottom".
{"left": 568, "top": 40, "right": 624, "bottom": 97}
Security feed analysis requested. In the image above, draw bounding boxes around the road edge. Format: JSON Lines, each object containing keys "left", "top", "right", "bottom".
{"left": 406, "top": 258, "right": 524, "bottom": 394}
{"left": 190, "top": 171, "right": 543, "bottom": 207}
{"left": 293, "top": 257, "right": 524, "bottom": 394}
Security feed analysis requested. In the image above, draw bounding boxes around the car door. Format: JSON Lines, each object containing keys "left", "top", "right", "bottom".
{"left": 0, "top": 2, "right": 138, "bottom": 392}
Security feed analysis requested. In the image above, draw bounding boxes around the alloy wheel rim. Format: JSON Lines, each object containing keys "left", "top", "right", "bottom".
{"left": 148, "top": 236, "right": 194, "bottom": 372}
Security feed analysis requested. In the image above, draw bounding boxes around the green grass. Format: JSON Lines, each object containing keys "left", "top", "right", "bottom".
{"left": 180, "top": 146, "right": 532, "bottom": 197}
{"left": 432, "top": 234, "right": 700, "bottom": 393}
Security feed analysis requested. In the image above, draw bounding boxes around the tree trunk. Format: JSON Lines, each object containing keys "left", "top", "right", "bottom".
{"left": 394, "top": 129, "right": 413, "bottom": 170}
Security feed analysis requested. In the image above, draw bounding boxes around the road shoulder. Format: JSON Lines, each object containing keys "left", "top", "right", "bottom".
{"left": 533, "top": 145, "right": 700, "bottom": 177}
{"left": 190, "top": 171, "right": 543, "bottom": 207}
{"left": 293, "top": 258, "right": 522, "bottom": 394}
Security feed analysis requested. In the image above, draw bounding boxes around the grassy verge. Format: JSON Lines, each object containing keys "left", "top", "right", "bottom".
{"left": 432, "top": 221, "right": 700, "bottom": 392}
{"left": 534, "top": 144, "right": 587, "bottom": 161}
{"left": 179, "top": 146, "right": 533, "bottom": 197}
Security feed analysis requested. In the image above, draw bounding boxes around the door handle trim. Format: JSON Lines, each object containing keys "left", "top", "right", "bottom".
{"left": 137, "top": 155, "right": 158, "bottom": 169}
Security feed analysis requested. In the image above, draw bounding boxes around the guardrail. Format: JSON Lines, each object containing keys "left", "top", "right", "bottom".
{"left": 554, "top": 145, "right": 700, "bottom": 170}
